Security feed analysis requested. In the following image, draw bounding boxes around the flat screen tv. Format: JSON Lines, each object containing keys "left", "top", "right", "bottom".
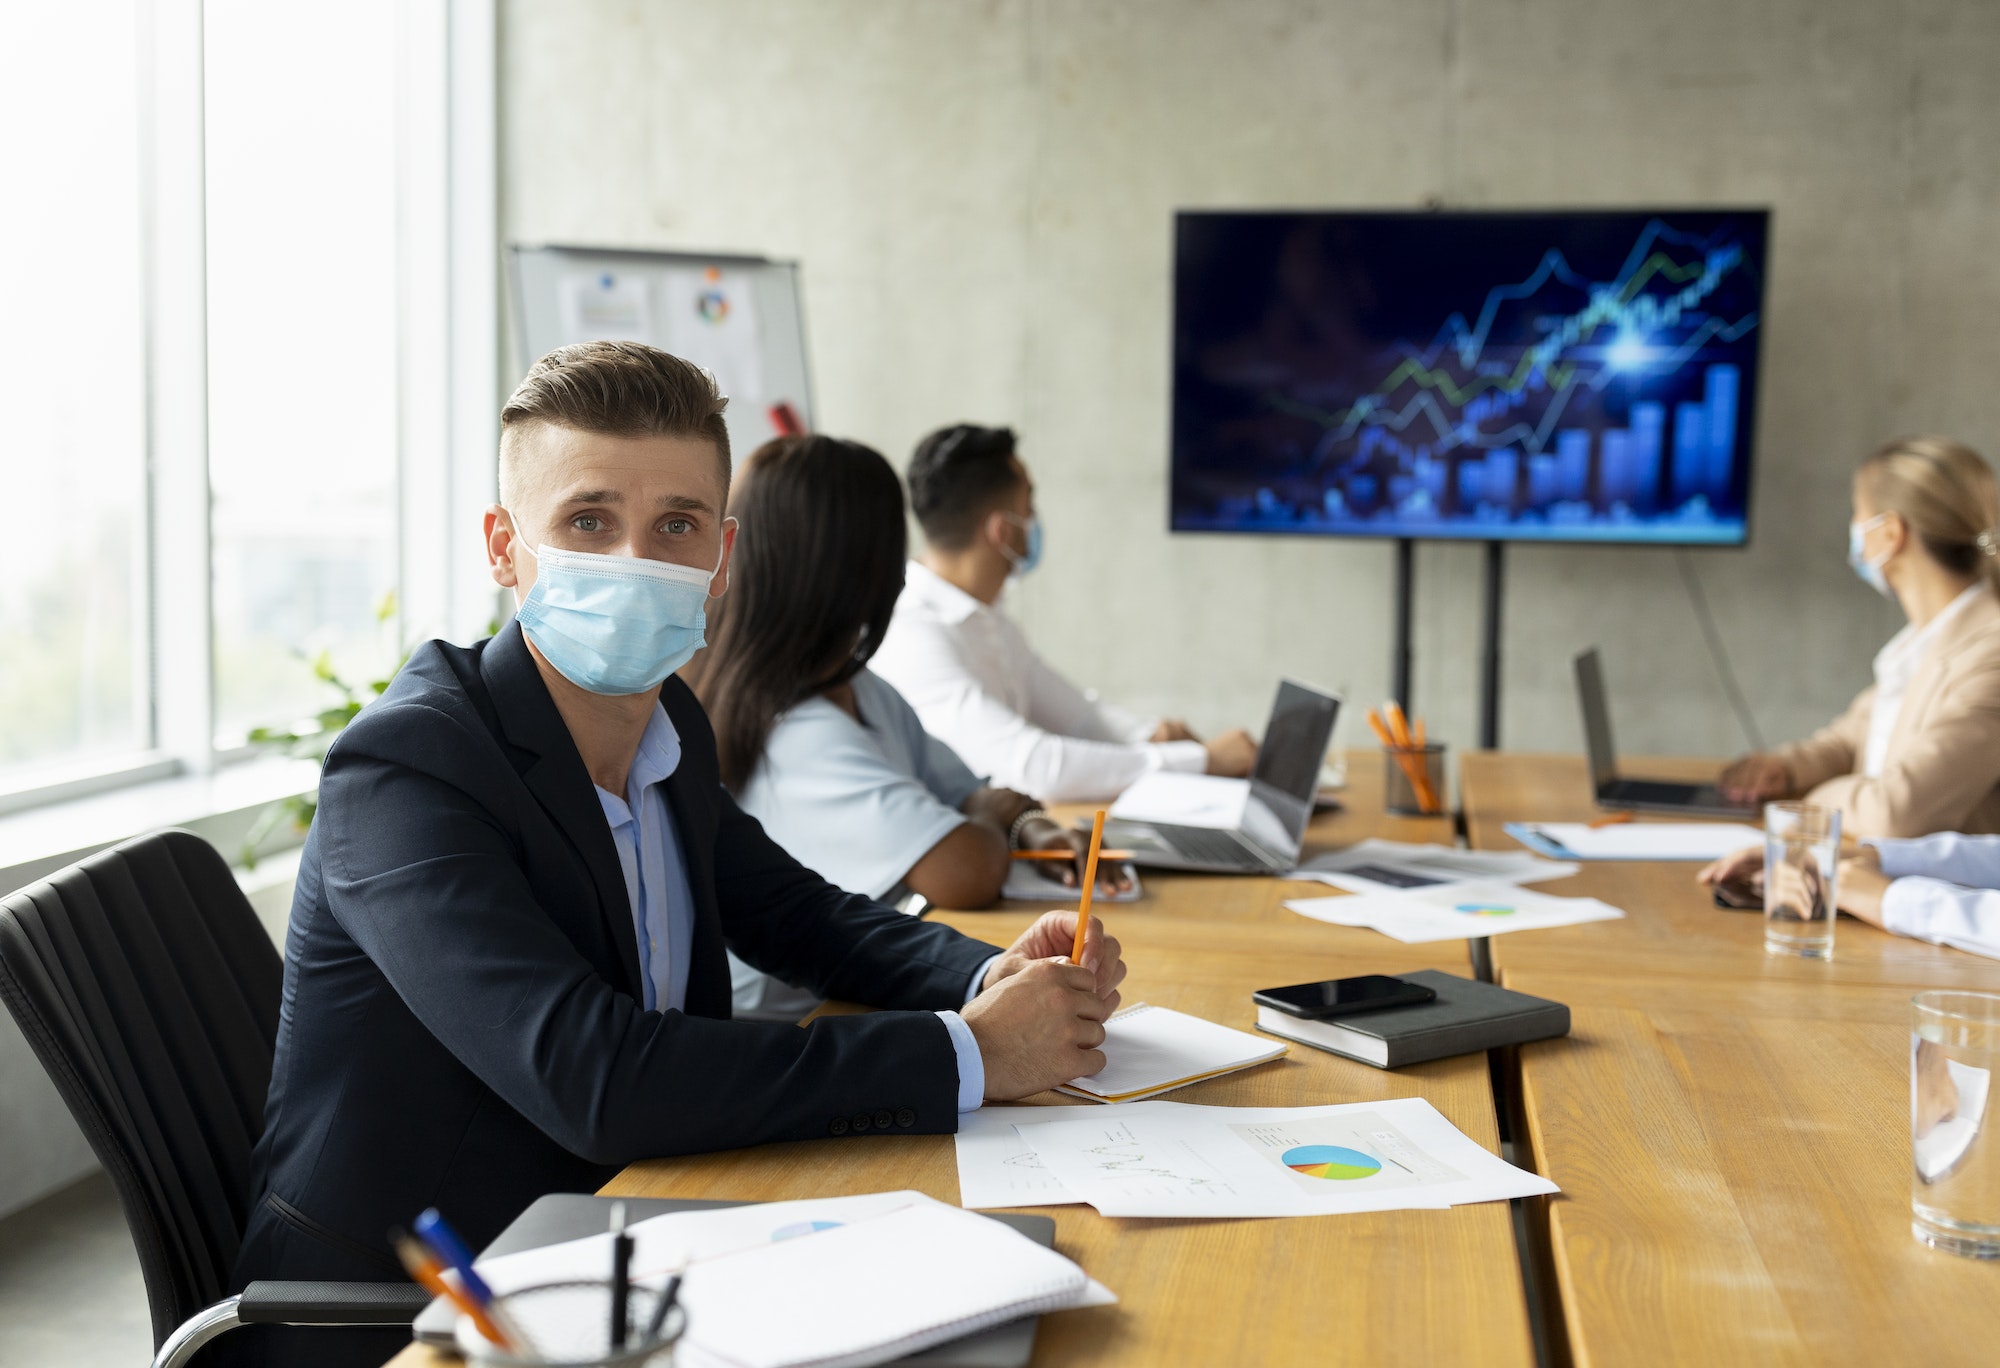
{"left": 1169, "top": 209, "right": 1769, "bottom": 544}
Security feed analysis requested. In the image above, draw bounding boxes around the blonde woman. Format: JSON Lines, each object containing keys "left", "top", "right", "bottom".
{"left": 1716, "top": 436, "right": 2000, "bottom": 838}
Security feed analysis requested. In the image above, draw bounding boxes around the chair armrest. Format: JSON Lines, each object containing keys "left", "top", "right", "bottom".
{"left": 238, "top": 1279, "right": 431, "bottom": 1325}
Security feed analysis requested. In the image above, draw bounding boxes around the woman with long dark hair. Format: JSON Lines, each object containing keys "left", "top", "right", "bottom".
{"left": 687, "top": 434, "right": 1119, "bottom": 1018}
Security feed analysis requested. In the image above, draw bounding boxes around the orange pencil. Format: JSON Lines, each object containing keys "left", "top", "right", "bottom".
{"left": 1588, "top": 811, "right": 1635, "bottom": 829}
{"left": 1383, "top": 699, "right": 1414, "bottom": 749}
{"left": 1408, "top": 715, "right": 1439, "bottom": 812}
{"left": 1071, "top": 810, "right": 1107, "bottom": 964}
{"left": 1368, "top": 709, "right": 1439, "bottom": 814}
{"left": 1012, "top": 848, "right": 1133, "bottom": 862}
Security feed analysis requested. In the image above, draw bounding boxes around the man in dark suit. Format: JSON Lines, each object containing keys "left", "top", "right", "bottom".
{"left": 229, "top": 342, "right": 1123, "bottom": 1365}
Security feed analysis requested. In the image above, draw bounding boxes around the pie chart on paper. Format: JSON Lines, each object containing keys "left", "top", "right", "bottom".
{"left": 1281, "top": 1144, "right": 1382, "bottom": 1180}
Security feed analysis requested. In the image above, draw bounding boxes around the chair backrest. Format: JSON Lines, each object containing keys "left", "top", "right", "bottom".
{"left": 0, "top": 829, "right": 282, "bottom": 1348}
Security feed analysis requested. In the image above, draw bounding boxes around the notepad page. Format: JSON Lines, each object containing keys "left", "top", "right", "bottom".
{"left": 1058, "top": 1003, "right": 1286, "bottom": 1102}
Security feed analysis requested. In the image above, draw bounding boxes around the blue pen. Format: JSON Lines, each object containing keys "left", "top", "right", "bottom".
{"left": 413, "top": 1208, "right": 495, "bottom": 1305}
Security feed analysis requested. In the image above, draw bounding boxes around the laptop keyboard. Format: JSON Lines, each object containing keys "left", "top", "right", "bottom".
{"left": 1612, "top": 779, "right": 1727, "bottom": 807}
{"left": 1153, "top": 824, "right": 1274, "bottom": 870}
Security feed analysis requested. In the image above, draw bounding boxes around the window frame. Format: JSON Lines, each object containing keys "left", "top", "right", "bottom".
{"left": 0, "top": 0, "right": 497, "bottom": 824}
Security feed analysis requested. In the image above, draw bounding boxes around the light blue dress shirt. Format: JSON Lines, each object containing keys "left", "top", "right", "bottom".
{"left": 1867, "top": 832, "right": 2000, "bottom": 961}
{"left": 593, "top": 702, "right": 990, "bottom": 1108}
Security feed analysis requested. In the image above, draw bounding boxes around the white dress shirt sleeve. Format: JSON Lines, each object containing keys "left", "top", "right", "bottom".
{"left": 1866, "top": 833, "right": 2000, "bottom": 960}
{"left": 1878, "top": 879, "right": 2000, "bottom": 960}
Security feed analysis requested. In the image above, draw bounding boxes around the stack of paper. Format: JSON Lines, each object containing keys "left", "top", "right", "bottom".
{"left": 463, "top": 1191, "right": 1114, "bottom": 1368}
{"left": 1284, "top": 881, "right": 1624, "bottom": 943}
{"left": 1505, "top": 821, "right": 1761, "bottom": 862}
{"left": 1287, "top": 839, "right": 1577, "bottom": 893}
{"left": 957, "top": 1099, "right": 1556, "bottom": 1218}
{"left": 1055, "top": 1003, "right": 1286, "bottom": 1103}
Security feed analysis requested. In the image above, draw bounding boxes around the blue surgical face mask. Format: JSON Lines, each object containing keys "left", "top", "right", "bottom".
{"left": 1848, "top": 514, "right": 1894, "bottom": 600}
{"left": 515, "top": 537, "right": 728, "bottom": 695}
{"left": 999, "top": 512, "right": 1043, "bottom": 576}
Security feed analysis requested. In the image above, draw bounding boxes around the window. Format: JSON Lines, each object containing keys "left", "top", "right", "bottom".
{"left": 205, "top": 0, "right": 402, "bottom": 744}
{"left": 0, "top": 0, "right": 496, "bottom": 811}
{"left": 0, "top": 1, "right": 151, "bottom": 780}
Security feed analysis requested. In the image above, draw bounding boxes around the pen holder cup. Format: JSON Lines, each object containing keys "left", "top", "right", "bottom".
{"left": 456, "top": 1281, "right": 687, "bottom": 1368}
{"left": 1382, "top": 744, "right": 1448, "bottom": 817}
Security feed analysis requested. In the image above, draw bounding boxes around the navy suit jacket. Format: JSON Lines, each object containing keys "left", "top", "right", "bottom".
{"left": 232, "top": 623, "right": 1000, "bottom": 1286}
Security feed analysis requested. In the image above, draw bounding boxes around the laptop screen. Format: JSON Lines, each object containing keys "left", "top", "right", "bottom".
{"left": 1247, "top": 680, "right": 1341, "bottom": 848}
{"left": 1575, "top": 649, "right": 1619, "bottom": 790}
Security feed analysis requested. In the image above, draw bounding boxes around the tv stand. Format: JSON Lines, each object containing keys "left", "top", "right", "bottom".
{"left": 1387, "top": 538, "right": 1505, "bottom": 751}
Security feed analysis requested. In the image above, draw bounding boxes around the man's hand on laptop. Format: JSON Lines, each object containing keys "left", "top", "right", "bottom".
{"left": 1718, "top": 752, "right": 1791, "bottom": 803}
{"left": 1151, "top": 718, "right": 1198, "bottom": 743}
{"left": 1203, "top": 728, "right": 1259, "bottom": 777}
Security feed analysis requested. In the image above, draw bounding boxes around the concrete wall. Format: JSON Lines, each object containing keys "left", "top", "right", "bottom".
{"left": 500, "top": 0, "right": 2000, "bottom": 768}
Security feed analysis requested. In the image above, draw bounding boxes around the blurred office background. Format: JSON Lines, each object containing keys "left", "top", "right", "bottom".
{"left": 2, "top": 1, "right": 1997, "bottom": 1362}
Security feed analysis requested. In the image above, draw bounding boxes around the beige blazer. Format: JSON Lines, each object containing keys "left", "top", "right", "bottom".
{"left": 1774, "top": 588, "right": 2000, "bottom": 839}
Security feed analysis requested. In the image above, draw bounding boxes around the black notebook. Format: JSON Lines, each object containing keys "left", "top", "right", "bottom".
{"left": 1253, "top": 969, "right": 1568, "bottom": 1068}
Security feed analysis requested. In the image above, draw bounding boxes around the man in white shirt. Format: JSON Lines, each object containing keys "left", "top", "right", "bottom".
{"left": 872, "top": 423, "right": 1259, "bottom": 803}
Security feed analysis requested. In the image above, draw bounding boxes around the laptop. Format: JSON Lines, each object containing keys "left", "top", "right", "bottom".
{"left": 1575, "top": 648, "right": 1755, "bottom": 817}
{"left": 1101, "top": 679, "right": 1340, "bottom": 874}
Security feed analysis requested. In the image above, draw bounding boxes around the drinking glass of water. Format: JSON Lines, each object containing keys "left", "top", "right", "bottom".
{"left": 1912, "top": 991, "right": 2000, "bottom": 1257}
{"left": 1762, "top": 801, "right": 1838, "bottom": 959}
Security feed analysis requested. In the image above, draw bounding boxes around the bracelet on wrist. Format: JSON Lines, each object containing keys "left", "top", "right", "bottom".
{"left": 1007, "top": 807, "right": 1050, "bottom": 850}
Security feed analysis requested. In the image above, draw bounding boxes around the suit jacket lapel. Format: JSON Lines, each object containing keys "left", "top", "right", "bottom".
{"left": 481, "top": 622, "right": 645, "bottom": 995}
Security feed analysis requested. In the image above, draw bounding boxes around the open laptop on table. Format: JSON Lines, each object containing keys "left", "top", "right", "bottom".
{"left": 1099, "top": 679, "right": 1340, "bottom": 874}
{"left": 1576, "top": 648, "right": 1755, "bottom": 818}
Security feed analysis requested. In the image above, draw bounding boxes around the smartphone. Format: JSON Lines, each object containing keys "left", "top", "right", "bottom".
{"left": 1711, "top": 878, "right": 1761, "bottom": 911}
{"left": 1252, "top": 974, "right": 1437, "bottom": 1020}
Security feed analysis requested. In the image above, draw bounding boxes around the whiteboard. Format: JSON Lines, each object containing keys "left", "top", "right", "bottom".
{"left": 509, "top": 244, "right": 814, "bottom": 462}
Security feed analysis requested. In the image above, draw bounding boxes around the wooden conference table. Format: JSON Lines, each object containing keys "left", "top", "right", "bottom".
{"left": 390, "top": 751, "right": 1540, "bottom": 1367}
{"left": 391, "top": 750, "right": 2000, "bottom": 1368}
{"left": 1462, "top": 752, "right": 2000, "bottom": 1367}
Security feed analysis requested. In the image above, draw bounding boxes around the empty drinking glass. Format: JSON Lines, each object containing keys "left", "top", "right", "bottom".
{"left": 1763, "top": 801, "right": 1838, "bottom": 959}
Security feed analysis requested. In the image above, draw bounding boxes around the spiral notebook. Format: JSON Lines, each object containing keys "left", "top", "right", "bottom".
{"left": 1055, "top": 1003, "right": 1287, "bottom": 1103}
{"left": 446, "top": 1192, "right": 1114, "bottom": 1368}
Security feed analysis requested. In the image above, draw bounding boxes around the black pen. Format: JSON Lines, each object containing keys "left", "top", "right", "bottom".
{"left": 609, "top": 1201, "right": 632, "bottom": 1350}
{"left": 643, "top": 1271, "right": 683, "bottom": 1342}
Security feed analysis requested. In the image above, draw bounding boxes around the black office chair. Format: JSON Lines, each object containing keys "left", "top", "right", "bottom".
{"left": 0, "top": 829, "right": 428, "bottom": 1367}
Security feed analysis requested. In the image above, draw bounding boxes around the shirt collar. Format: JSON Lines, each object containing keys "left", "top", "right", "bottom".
{"left": 1875, "top": 582, "right": 1988, "bottom": 683}
{"left": 904, "top": 559, "right": 990, "bottom": 627}
{"left": 626, "top": 703, "right": 683, "bottom": 800}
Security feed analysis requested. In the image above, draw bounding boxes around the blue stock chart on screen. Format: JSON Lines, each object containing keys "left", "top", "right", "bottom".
{"left": 1169, "top": 210, "right": 1769, "bottom": 544}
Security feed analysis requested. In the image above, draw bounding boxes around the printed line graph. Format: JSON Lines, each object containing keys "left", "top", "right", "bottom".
{"left": 1170, "top": 210, "right": 1769, "bottom": 544}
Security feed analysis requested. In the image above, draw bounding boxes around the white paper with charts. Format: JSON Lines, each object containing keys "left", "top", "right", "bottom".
{"left": 1285, "top": 881, "right": 1624, "bottom": 943}
{"left": 1010, "top": 1098, "right": 1555, "bottom": 1218}
{"left": 955, "top": 1104, "right": 1110, "bottom": 1208}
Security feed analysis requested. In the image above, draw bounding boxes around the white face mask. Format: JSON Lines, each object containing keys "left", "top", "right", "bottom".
{"left": 1848, "top": 514, "right": 1894, "bottom": 600}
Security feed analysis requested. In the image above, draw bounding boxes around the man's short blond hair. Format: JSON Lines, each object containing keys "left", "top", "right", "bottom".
{"left": 498, "top": 341, "right": 732, "bottom": 504}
